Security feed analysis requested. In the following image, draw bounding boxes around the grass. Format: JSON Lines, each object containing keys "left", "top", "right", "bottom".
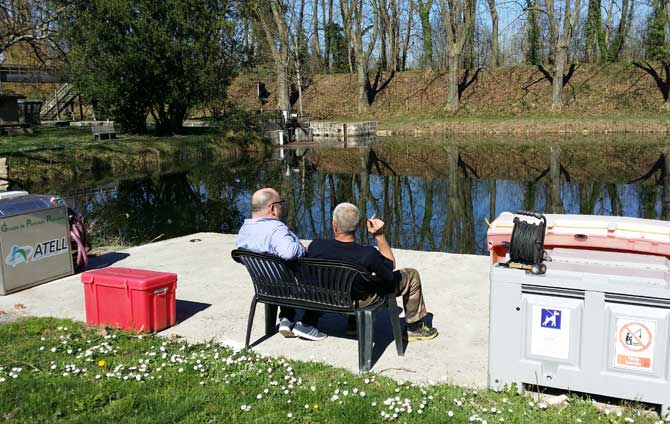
{"left": 0, "top": 126, "right": 265, "bottom": 155}
{"left": 0, "top": 317, "right": 666, "bottom": 423}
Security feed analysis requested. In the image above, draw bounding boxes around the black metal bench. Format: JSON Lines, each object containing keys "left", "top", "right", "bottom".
{"left": 91, "top": 124, "right": 117, "bottom": 140}
{"left": 231, "top": 249, "right": 405, "bottom": 372}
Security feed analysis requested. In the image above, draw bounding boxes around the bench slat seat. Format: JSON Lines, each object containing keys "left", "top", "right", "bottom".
{"left": 232, "top": 248, "right": 405, "bottom": 372}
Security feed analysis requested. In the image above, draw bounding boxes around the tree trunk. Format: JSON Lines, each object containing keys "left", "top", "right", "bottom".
{"left": 312, "top": 0, "right": 322, "bottom": 67}
{"left": 276, "top": 59, "right": 291, "bottom": 111}
{"left": 401, "top": 0, "right": 414, "bottom": 70}
{"left": 486, "top": 0, "right": 499, "bottom": 67}
{"left": 416, "top": 0, "right": 433, "bottom": 69}
{"left": 584, "top": 0, "right": 601, "bottom": 62}
{"left": 551, "top": 46, "right": 566, "bottom": 111}
{"left": 446, "top": 52, "right": 460, "bottom": 112}
{"left": 357, "top": 54, "right": 369, "bottom": 113}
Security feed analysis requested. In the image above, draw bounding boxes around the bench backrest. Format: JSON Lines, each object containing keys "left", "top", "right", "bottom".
{"left": 231, "top": 249, "right": 377, "bottom": 312}
{"left": 91, "top": 125, "right": 116, "bottom": 134}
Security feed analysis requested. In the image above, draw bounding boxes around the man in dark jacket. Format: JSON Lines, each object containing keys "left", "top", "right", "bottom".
{"left": 307, "top": 202, "right": 438, "bottom": 341}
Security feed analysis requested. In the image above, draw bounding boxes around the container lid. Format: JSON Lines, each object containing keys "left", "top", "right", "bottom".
{"left": 81, "top": 267, "right": 177, "bottom": 290}
{"left": 0, "top": 191, "right": 28, "bottom": 200}
{"left": 0, "top": 194, "right": 63, "bottom": 216}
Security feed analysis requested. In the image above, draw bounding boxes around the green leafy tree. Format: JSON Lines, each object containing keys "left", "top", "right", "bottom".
{"left": 58, "top": 0, "right": 238, "bottom": 134}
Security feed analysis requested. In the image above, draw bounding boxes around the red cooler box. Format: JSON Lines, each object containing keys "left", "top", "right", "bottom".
{"left": 82, "top": 268, "right": 177, "bottom": 333}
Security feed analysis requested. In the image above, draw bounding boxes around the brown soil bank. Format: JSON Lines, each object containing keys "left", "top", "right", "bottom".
{"left": 229, "top": 64, "right": 670, "bottom": 134}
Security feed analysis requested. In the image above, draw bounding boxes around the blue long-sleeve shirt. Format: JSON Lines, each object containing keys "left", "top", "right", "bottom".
{"left": 236, "top": 218, "right": 305, "bottom": 260}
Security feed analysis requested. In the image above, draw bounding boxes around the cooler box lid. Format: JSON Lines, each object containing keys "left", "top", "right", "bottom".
{"left": 81, "top": 267, "right": 177, "bottom": 290}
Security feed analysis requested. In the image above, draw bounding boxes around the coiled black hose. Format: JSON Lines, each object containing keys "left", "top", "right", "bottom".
{"left": 508, "top": 210, "right": 547, "bottom": 265}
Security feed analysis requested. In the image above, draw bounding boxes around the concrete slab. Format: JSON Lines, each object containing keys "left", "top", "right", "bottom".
{"left": 0, "top": 233, "right": 491, "bottom": 387}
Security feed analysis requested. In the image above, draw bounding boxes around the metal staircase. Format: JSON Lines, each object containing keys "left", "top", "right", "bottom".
{"left": 40, "top": 83, "right": 77, "bottom": 120}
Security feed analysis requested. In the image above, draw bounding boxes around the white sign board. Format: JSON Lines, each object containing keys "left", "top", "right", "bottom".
{"left": 530, "top": 305, "right": 571, "bottom": 360}
{"left": 614, "top": 318, "right": 655, "bottom": 371}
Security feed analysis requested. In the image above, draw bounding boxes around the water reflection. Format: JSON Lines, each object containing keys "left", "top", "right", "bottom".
{"left": 55, "top": 144, "right": 670, "bottom": 255}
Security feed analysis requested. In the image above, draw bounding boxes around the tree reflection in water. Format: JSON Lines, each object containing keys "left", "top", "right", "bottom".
{"left": 58, "top": 145, "right": 670, "bottom": 255}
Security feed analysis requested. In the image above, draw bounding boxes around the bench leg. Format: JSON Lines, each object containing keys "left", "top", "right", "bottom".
{"left": 356, "top": 309, "right": 374, "bottom": 373}
{"left": 386, "top": 295, "right": 405, "bottom": 356}
{"left": 245, "top": 297, "right": 258, "bottom": 349}
{"left": 264, "top": 304, "right": 278, "bottom": 336}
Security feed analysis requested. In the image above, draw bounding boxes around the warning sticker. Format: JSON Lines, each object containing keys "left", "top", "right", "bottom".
{"left": 614, "top": 318, "right": 655, "bottom": 371}
{"left": 530, "top": 305, "right": 571, "bottom": 359}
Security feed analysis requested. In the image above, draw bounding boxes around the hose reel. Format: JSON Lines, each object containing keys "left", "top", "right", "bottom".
{"left": 502, "top": 210, "right": 547, "bottom": 275}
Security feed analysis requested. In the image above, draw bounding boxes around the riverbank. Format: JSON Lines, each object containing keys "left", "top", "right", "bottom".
{"left": 230, "top": 64, "right": 670, "bottom": 135}
{"left": 374, "top": 113, "right": 670, "bottom": 135}
{"left": 0, "top": 126, "right": 269, "bottom": 194}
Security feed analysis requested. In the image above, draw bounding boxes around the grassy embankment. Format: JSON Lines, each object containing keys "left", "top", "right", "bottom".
{"left": 0, "top": 317, "right": 666, "bottom": 423}
{"left": 0, "top": 126, "right": 268, "bottom": 192}
{"left": 229, "top": 64, "right": 670, "bottom": 135}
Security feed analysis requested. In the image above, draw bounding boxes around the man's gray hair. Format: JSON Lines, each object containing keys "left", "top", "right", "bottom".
{"left": 333, "top": 202, "right": 360, "bottom": 234}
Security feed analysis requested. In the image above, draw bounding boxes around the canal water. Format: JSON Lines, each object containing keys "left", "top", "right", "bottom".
{"left": 23, "top": 136, "right": 670, "bottom": 255}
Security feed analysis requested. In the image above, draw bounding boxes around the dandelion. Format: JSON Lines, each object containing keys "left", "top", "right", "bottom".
{"left": 97, "top": 360, "right": 106, "bottom": 367}
{"left": 313, "top": 404, "right": 319, "bottom": 410}
{"left": 256, "top": 394, "right": 262, "bottom": 400}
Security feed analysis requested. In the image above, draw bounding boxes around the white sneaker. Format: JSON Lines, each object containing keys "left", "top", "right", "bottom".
{"left": 292, "top": 321, "right": 327, "bottom": 341}
{"left": 278, "top": 318, "right": 296, "bottom": 338}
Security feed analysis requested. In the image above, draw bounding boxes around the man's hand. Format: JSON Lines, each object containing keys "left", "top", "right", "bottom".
{"left": 367, "top": 218, "right": 385, "bottom": 236}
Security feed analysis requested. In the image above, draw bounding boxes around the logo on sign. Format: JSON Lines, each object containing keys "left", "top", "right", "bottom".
{"left": 541, "top": 308, "right": 562, "bottom": 329}
{"left": 4, "top": 238, "right": 68, "bottom": 267}
{"left": 32, "top": 238, "right": 68, "bottom": 262}
{"left": 5, "top": 244, "right": 34, "bottom": 267}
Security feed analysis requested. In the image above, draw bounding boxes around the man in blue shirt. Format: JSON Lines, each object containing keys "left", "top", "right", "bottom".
{"left": 237, "top": 188, "right": 326, "bottom": 341}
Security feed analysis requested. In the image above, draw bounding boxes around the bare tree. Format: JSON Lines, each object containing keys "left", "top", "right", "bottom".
{"left": 341, "top": 0, "right": 379, "bottom": 112}
{"left": 400, "top": 0, "right": 414, "bottom": 70}
{"left": 0, "top": 0, "right": 63, "bottom": 62}
{"left": 438, "top": 0, "right": 475, "bottom": 112}
{"left": 312, "top": 0, "right": 322, "bottom": 68}
{"left": 486, "top": 0, "right": 500, "bottom": 66}
{"left": 249, "top": 0, "right": 292, "bottom": 111}
{"left": 543, "top": 0, "right": 582, "bottom": 111}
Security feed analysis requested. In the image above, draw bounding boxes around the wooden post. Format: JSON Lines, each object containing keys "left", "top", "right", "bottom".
{"left": 55, "top": 87, "right": 61, "bottom": 120}
{"left": 79, "top": 94, "right": 84, "bottom": 121}
{"left": 343, "top": 123, "right": 347, "bottom": 148}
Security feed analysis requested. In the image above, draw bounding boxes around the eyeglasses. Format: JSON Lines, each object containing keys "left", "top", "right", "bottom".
{"left": 269, "top": 199, "right": 288, "bottom": 208}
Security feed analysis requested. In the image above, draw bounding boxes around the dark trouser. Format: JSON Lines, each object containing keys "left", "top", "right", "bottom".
{"left": 279, "top": 307, "right": 320, "bottom": 326}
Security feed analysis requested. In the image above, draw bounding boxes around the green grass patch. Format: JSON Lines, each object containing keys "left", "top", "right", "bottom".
{"left": 0, "top": 317, "right": 665, "bottom": 423}
{"left": 0, "top": 125, "right": 265, "bottom": 156}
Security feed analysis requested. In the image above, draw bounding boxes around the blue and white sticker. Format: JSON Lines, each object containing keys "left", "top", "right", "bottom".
{"left": 541, "top": 308, "right": 562, "bottom": 329}
{"left": 530, "top": 305, "right": 571, "bottom": 359}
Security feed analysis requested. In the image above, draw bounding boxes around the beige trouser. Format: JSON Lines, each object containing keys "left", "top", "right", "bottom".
{"left": 357, "top": 268, "right": 428, "bottom": 324}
